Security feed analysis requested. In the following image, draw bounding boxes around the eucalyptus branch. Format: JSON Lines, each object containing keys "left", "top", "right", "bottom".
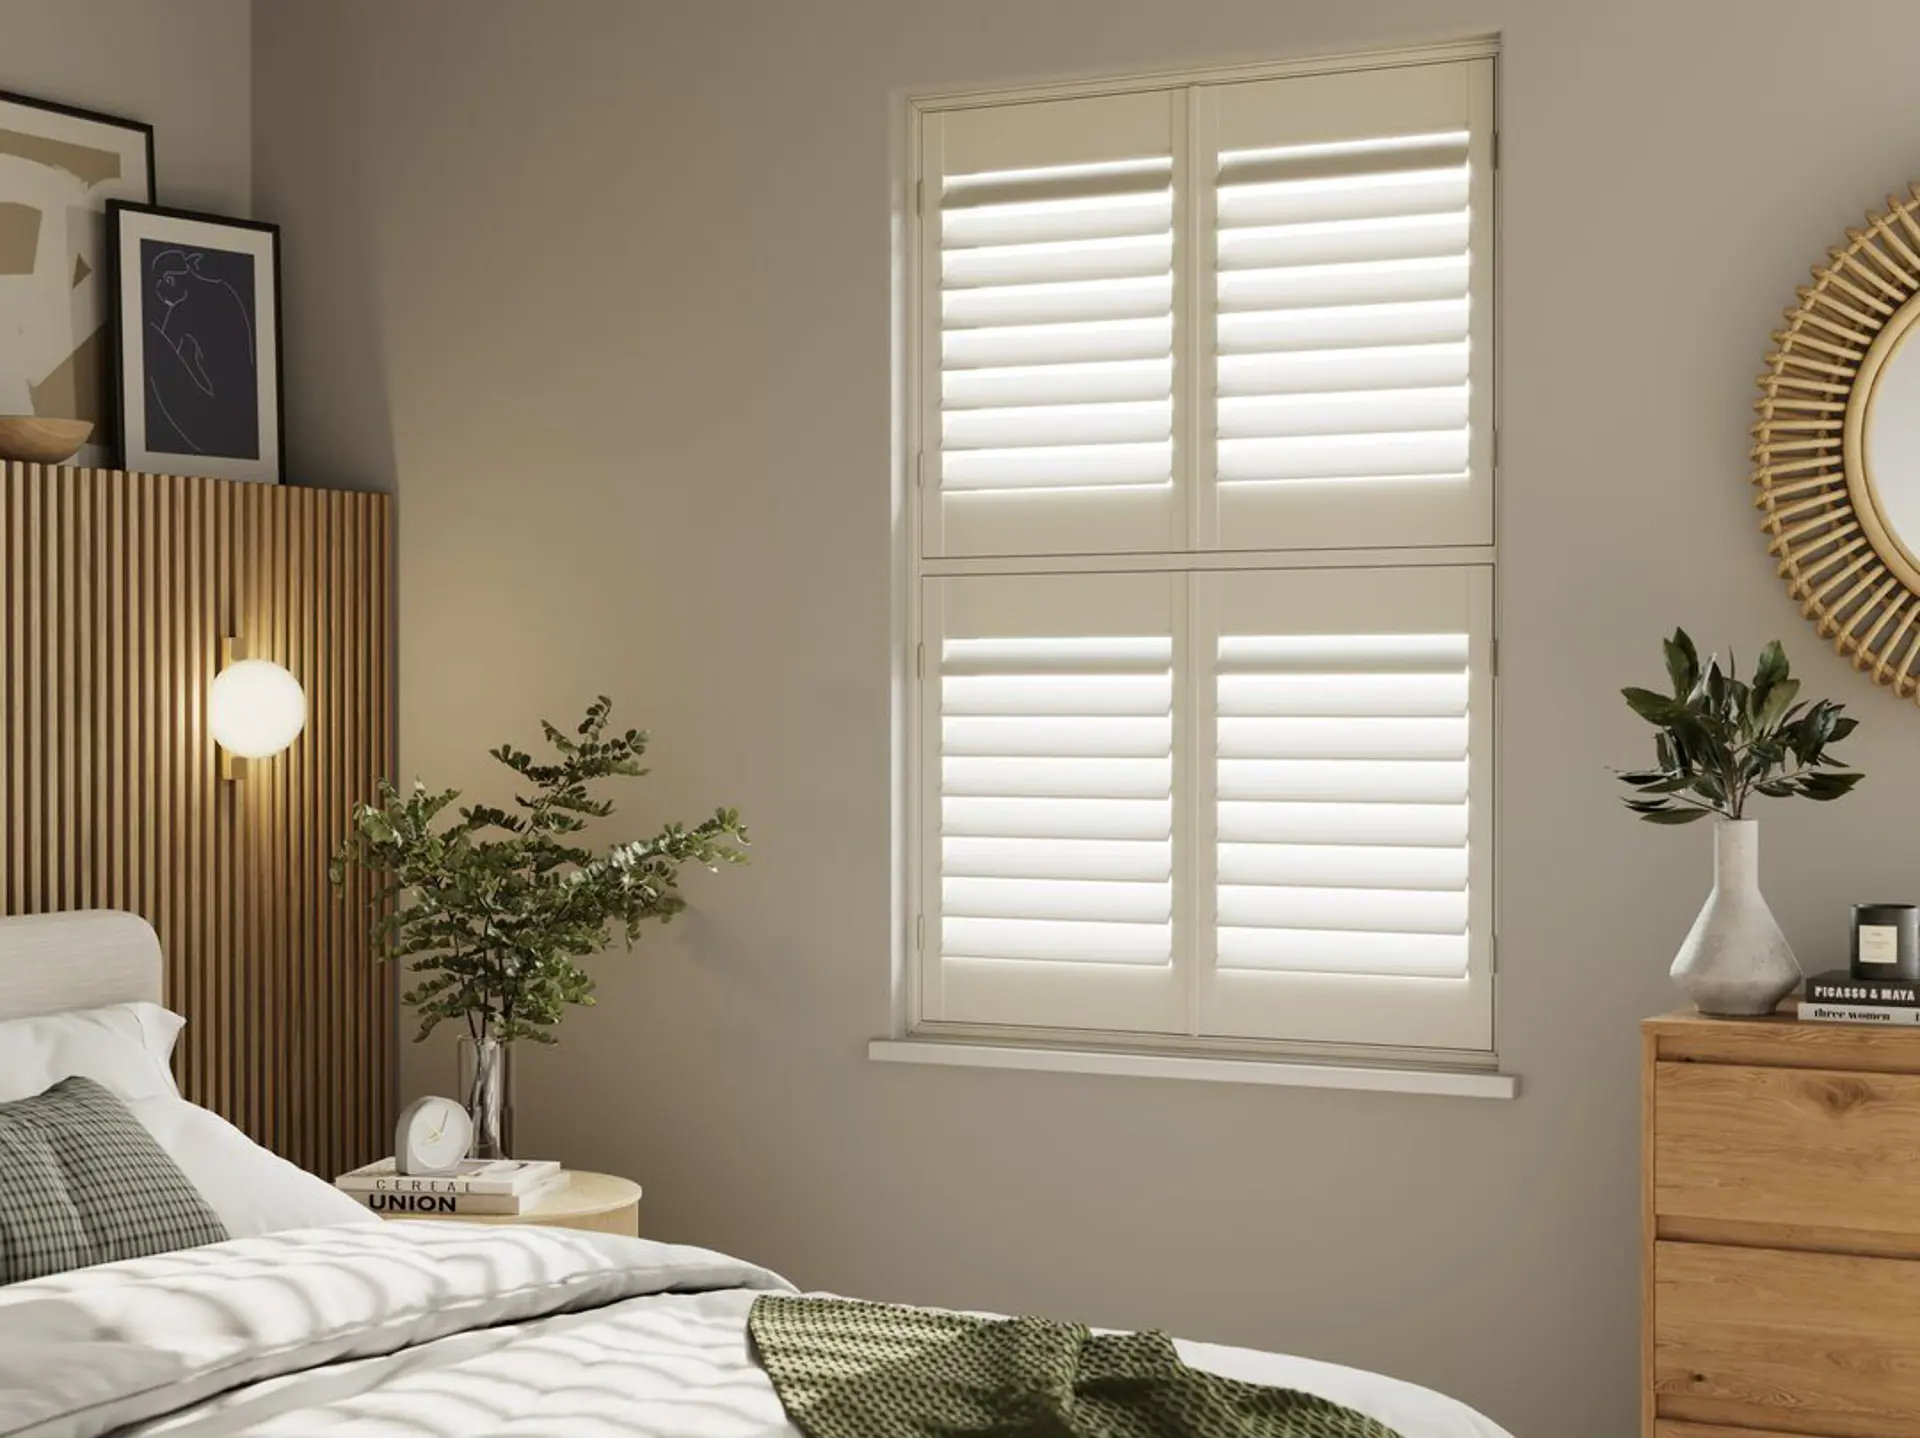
{"left": 330, "top": 698, "right": 750, "bottom": 1045}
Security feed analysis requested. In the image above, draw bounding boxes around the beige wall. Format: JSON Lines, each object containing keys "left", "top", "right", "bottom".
{"left": 252, "top": 2, "right": 1920, "bottom": 1433}
{"left": 0, "top": 0, "right": 252, "bottom": 215}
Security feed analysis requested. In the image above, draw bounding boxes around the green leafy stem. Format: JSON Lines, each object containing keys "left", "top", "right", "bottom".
{"left": 329, "top": 697, "right": 749, "bottom": 1044}
{"left": 1616, "top": 628, "right": 1862, "bottom": 824}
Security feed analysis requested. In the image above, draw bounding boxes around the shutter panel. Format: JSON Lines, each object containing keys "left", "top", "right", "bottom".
{"left": 921, "top": 92, "right": 1183, "bottom": 560}
{"left": 920, "top": 572, "right": 1187, "bottom": 1033}
{"left": 1196, "top": 565, "right": 1493, "bottom": 1050}
{"left": 910, "top": 54, "right": 1499, "bottom": 1057}
{"left": 1196, "top": 59, "right": 1494, "bottom": 551}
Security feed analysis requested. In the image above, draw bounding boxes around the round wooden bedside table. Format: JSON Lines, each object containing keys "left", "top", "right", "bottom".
{"left": 380, "top": 1171, "right": 642, "bottom": 1237}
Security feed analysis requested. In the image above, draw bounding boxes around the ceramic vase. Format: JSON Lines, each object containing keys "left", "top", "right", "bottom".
{"left": 1670, "top": 818, "right": 1800, "bottom": 1016}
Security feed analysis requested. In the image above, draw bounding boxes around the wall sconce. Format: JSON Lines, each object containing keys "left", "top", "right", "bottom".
{"left": 211, "top": 638, "right": 306, "bottom": 779}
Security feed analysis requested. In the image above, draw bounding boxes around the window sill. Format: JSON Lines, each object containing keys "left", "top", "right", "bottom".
{"left": 867, "top": 1038, "right": 1518, "bottom": 1099}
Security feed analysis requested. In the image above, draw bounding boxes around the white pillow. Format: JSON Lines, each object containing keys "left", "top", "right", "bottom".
{"left": 127, "top": 1094, "right": 379, "bottom": 1238}
{"left": 0, "top": 1001, "right": 183, "bottom": 1104}
{"left": 0, "top": 1002, "right": 376, "bottom": 1236}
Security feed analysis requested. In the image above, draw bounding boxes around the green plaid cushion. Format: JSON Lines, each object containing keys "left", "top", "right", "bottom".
{"left": 0, "top": 1075, "right": 227, "bottom": 1283}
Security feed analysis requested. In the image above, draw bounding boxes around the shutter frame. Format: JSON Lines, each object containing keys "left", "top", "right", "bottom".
{"left": 907, "top": 48, "right": 1498, "bottom": 1060}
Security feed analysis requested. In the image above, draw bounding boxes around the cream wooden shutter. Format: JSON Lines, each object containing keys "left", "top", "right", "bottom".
{"left": 920, "top": 91, "right": 1182, "bottom": 560}
{"left": 919, "top": 572, "right": 1187, "bottom": 1033}
{"left": 1195, "top": 564, "right": 1493, "bottom": 1050}
{"left": 1194, "top": 60, "right": 1493, "bottom": 552}
{"left": 909, "top": 50, "right": 1498, "bottom": 1058}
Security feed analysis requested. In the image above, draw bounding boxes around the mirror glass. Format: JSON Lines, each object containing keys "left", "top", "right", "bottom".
{"left": 1866, "top": 327, "right": 1920, "bottom": 561}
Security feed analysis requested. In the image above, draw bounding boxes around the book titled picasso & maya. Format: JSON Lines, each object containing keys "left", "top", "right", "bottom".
{"left": 335, "top": 1158, "right": 568, "bottom": 1215}
{"left": 1804, "top": 970, "right": 1920, "bottom": 1005}
{"left": 1797, "top": 967, "right": 1920, "bottom": 1026}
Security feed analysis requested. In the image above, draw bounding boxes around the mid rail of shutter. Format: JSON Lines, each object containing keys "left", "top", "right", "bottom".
{"left": 1196, "top": 59, "right": 1494, "bottom": 552}
{"left": 1196, "top": 565, "right": 1494, "bottom": 1052}
{"left": 919, "top": 572, "right": 1187, "bottom": 1034}
{"left": 920, "top": 91, "right": 1183, "bottom": 560}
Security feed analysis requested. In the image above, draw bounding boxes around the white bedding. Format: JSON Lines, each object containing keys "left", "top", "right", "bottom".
{"left": 0, "top": 1225, "right": 1512, "bottom": 1438}
{"left": 0, "top": 1000, "right": 377, "bottom": 1240}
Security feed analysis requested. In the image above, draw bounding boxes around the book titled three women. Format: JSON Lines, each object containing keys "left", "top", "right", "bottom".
{"left": 1799, "top": 1002, "right": 1920, "bottom": 1026}
{"left": 334, "top": 1158, "right": 569, "bottom": 1215}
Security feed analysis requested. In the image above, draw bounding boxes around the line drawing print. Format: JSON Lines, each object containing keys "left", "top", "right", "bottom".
{"left": 142, "top": 241, "right": 259, "bottom": 460}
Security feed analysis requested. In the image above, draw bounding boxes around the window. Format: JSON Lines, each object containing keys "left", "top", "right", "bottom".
{"left": 907, "top": 44, "right": 1497, "bottom": 1062}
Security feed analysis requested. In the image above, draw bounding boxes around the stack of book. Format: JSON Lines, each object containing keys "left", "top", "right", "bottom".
{"left": 335, "top": 1158, "right": 569, "bottom": 1216}
{"left": 1798, "top": 969, "right": 1920, "bottom": 1025}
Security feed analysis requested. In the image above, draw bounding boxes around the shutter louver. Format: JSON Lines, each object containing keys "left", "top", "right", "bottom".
{"left": 1202, "top": 60, "right": 1493, "bottom": 551}
{"left": 1214, "top": 630, "right": 1471, "bottom": 979}
{"left": 941, "top": 635, "right": 1175, "bottom": 965}
{"left": 923, "top": 94, "right": 1181, "bottom": 558}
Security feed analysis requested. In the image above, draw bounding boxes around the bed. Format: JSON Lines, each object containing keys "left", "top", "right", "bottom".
{"left": 0, "top": 911, "right": 1515, "bottom": 1438}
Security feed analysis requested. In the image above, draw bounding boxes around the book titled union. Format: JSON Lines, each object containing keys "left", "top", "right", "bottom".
{"left": 365, "top": 1191, "right": 470, "bottom": 1215}
{"left": 351, "top": 1174, "right": 569, "bottom": 1216}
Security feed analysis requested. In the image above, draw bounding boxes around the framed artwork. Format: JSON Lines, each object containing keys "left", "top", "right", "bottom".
{"left": 108, "top": 203, "right": 283, "bottom": 485}
{"left": 0, "top": 90, "right": 155, "bottom": 468}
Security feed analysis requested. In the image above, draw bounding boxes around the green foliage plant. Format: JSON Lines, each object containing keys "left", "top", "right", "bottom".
{"left": 331, "top": 697, "right": 748, "bottom": 1046}
{"left": 1617, "top": 629, "right": 1863, "bottom": 825}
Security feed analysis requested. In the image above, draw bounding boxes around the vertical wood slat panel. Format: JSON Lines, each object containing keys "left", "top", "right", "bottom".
{"left": 0, "top": 462, "right": 395, "bottom": 1176}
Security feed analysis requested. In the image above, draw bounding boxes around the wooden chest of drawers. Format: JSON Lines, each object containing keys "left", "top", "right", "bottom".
{"left": 1644, "top": 1010, "right": 1920, "bottom": 1438}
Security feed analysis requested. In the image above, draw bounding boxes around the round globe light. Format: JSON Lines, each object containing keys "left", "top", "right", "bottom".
{"left": 209, "top": 659, "right": 306, "bottom": 759}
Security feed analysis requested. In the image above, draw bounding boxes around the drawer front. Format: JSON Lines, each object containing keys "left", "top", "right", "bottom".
{"left": 1656, "top": 1061, "right": 1920, "bottom": 1235}
{"left": 1655, "top": 1241, "right": 1920, "bottom": 1437}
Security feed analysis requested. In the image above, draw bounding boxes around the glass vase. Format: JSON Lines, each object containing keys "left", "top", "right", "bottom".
{"left": 457, "top": 1036, "right": 511, "bottom": 1160}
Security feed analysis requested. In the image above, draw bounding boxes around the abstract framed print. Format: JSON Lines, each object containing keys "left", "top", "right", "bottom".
{"left": 108, "top": 203, "right": 283, "bottom": 484}
{"left": 0, "top": 90, "right": 155, "bottom": 468}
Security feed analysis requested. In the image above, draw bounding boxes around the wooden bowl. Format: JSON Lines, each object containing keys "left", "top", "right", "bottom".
{"left": 0, "top": 416, "right": 93, "bottom": 464}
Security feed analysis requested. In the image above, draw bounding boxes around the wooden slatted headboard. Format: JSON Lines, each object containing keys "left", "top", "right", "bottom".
{"left": 0, "top": 462, "right": 395, "bottom": 1177}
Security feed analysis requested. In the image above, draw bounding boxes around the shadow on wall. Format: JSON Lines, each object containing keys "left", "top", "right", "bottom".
{"left": 252, "top": 19, "right": 395, "bottom": 496}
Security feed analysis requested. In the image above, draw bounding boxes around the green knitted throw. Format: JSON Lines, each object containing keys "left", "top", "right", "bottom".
{"left": 748, "top": 1295, "right": 1405, "bottom": 1438}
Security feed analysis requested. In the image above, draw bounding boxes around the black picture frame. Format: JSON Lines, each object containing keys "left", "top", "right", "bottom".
{"left": 106, "top": 201, "right": 285, "bottom": 484}
{"left": 0, "top": 86, "right": 155, "bottom": 185}
{"left": 0, "top": 86, "right": 156, "bottom": 184}
{"left": 0, "top": 89, "right": 156, "bottom": 468}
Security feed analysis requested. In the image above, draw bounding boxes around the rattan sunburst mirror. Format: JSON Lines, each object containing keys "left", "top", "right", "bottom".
{"left": 1754, "top": 182, "right": 1920, "bottom": 703}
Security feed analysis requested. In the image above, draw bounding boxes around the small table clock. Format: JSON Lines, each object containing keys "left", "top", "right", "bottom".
{"left": 394, "top": 1095, "right": 473, "bottom": 1176}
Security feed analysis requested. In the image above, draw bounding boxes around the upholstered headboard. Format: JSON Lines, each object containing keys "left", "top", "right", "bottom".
{"left": 0, "top": 910, "right": 164, "bottom": 1022}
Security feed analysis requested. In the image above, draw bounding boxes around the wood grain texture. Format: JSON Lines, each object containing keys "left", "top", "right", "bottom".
{"left": 1648, "top": 1007, "right": 1920, "bottom": 1074}
{"left": 0, "top": 461, "right": 394, "bottom": 1178}
{"left": 1654, "top": 1241, "right": 1920, "bottom": 1438}
{"left": 1657, "top": 1425, "right": 1852, "bottom": 1438}
{"left": 1656, "top": 1060, "right": 1920, "bottom": 1236}
{"left": 1657, "top": 1215, "right": 1920, "bottom": 1262}
{"left": 1645, "top": 1013, "right": 1920, "bottom": 1438}
{"left": 1644, "top": 1027, "right": 1660, "bottom": 1438}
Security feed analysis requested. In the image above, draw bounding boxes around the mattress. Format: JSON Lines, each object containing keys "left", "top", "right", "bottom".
{"left": 0, "top": 1223, "right": 1513, "bottom": 1438}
